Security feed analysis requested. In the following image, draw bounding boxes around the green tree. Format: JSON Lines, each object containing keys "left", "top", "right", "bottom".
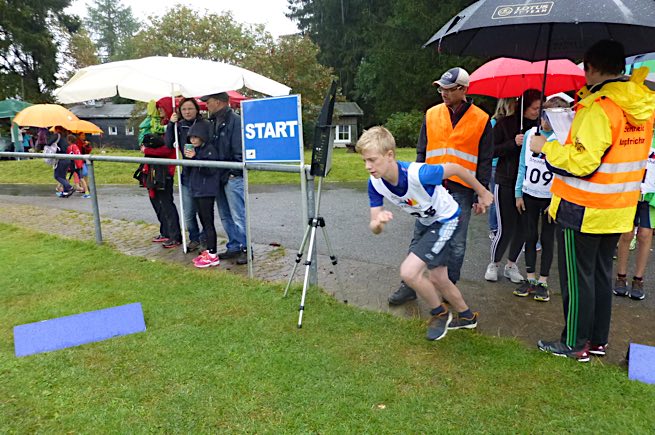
{"left": 0, "top": 0, "right": 80, "bottom": 101}
{"left": 68, "top": 27, "right": 99, "bottom": 70}
{"left": 85, "top": 0, "right": 139, "bottom": 61}
{"left": 128, "top": 6, "right": 335, "bottom": 143}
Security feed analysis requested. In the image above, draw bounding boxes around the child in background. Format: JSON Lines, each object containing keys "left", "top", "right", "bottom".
{"left": 614, "top": 130, "right": 655, "bottom": 301}
{"left": 513, "top": 97, "right": 570, "bottom": 302}
{"left": 357, "top": 126, "right": 493, "bottom": 341}
{"left": 184, "top": 120, "right": 221, "bottom": 268}
{"left": 76, "top": 133, "right": 92, "bottom": 198}
{"left": 66, "top": 134, "right": 87, "bottom": 196}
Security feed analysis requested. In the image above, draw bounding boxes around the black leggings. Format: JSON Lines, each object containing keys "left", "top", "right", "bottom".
{"left": 490, "top": 184, "right": 523, "bottom": 263}
{"left": 522, "top": 193, "right": 555, "bottom": 276}
{"left": 194, "top": 196, "right": 217, "bottom": 254}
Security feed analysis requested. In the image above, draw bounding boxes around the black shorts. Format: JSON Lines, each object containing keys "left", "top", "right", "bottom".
{"left": 409, "top": 218, "right": 459, "bottom": 269}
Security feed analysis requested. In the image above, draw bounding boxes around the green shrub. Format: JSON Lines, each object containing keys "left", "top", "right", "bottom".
{"left": 384, "top": 110, "right": 424, "bottom": 148}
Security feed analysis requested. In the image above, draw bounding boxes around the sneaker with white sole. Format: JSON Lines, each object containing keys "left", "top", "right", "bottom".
{"left": 485, "top": 262, "right": 499, "bottom": 282}
{"left": 504, "top": 263, "right": 524, "bottom": 283}
{"left": 426, "top": 310, "right": 452, "bottom": 341}
{"left": 193, "top": 250, "right": 220, "bottom": 268}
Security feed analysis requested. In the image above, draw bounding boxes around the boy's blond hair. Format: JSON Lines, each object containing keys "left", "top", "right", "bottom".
{"left": 355, "top": 126, "right": 396, "bottom": 156}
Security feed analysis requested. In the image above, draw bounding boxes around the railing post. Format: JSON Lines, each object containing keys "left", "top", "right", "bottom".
{"left": 86, "top": 159, "right": 103, "bottom": 245}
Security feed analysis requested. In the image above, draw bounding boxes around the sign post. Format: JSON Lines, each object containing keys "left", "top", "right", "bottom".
{"left": 241, "top": 95, "right": 305, "bottom": 278}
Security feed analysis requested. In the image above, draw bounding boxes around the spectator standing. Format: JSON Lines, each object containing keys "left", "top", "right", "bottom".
{"left": 166, "top": 97, "right": 205, "bottom": 252}
{"left": 489, "top": 98, "right": 517, "bottom": 239}
{"left": 531, "top": 40, "right": 655, "bottom": 361}
{"left": 613, "top": 132, "right": 655, "bottom": 301}
{"left": 485, "top": 89, "right": 542, "bottom": 284}
{"left": 202, "top": 92, "right": 248, "bottom": 265}
{"left": 50, "top": 126, "right": 74, "bottom": 198}
{"left": 388, "top": 67, "right": 493, "bottom": 305}
{"left": 184, "top": 120, "right": 221, "bottom": 268}
{"left": 512, "top": 97, "right": 569, "bottom": 302}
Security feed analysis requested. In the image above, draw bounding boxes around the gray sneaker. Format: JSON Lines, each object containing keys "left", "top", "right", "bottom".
{"left": 612, "top": 277, "right": 629, "bottom": 297}
{"left": 629, "top": 279, "right": 645, "bottom": 300}
{"left": 504, "top": 263, "right": 524, "bottom": 283}
{"left": 186, "top": 240, "right": 201, "bottom": 253}
{"left": 485, "top": 262, "right": 499, "bottom": 282}
{"left": 448, "top": 312, "right": 478, "bottom": 330}
{"left": 426, "top": 311, "right": 452, "bottom": 341}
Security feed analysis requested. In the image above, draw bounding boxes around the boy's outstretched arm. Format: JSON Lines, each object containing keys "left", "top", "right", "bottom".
{"left": 442, "top": 163, "right": 494, "bottom": 213}
{"left": 370, "top": 206, "right": 393, "bottom": 235}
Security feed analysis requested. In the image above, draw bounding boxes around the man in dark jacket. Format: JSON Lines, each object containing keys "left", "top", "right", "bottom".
{"left": 201, "top": 92, "right": 248, "bottom": 265}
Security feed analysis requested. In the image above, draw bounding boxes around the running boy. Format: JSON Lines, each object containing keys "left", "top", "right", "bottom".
{"left": 357, "top": 126, "right": 494, "bottom": 340}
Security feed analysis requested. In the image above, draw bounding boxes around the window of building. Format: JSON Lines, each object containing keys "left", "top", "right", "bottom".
{"left": 108, "top": 125, "right": 118, "bottom": 135}
{"left": 125, "top": 126, "right": 134, "bottom": 135}
{"left": 335, "top": 124, "right": 351, "bottom": 143}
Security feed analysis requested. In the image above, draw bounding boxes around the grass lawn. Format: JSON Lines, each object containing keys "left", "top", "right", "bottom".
{"left": 1, "top": 224, "right": 654, "bottom": 432}
{"left": 0, "top": 147, "right": 418, "bottom": 185}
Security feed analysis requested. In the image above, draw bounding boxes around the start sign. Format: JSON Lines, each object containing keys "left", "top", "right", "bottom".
{"left": 241, "top": 95, "right": 303, "bottom": 162}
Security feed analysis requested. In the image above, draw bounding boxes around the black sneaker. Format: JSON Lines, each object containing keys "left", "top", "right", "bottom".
{"left": 426, "top": 311, "right": 452, "bottom": 341}
{"left": 388, "top": 282, "right": 417, "bottom": 306}
{"left": 162, "top": 239, "right": 181, "bottom": 249}
{"left": 60, "top": 188, "right": 75, "bottom": 198}
{"left": 533, "top": 283, "right": 550, "bottom": 302}
{"left": 448, "top": 312, "right": 478, "bottom": 330}
{"left": 513, "top": 281, "right": 536, "bottom": 297}
{"left": 236, "top": 250, "right": 248, "bottom": 265}
{"left": 537, "top": 340, "right": 590, "bottom": 362}
{"left": 613, "top": 277, "right": 629, "bottom": 297}
{"left": 219, "top": 249, "right": 241, "bottom": 260}
{"left": 629, "top": 279, "right": 645, "bottom": 300}
{"left": 186, "top": 240, "right": 201, "bottom": 252}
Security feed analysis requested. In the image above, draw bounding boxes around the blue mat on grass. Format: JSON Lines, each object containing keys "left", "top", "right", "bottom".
{"left": 628, "top": 343, "right": 655, "bottom": 385}
{"left": 14, "top": 302, "right": 146, "bottom": 357}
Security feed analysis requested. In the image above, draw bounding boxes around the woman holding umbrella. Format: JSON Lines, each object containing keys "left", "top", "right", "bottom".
{"left": 485, "top": 89, "right": 542, "bottom": 283}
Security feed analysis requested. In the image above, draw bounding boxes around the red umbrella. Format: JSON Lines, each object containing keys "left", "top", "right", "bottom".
{"left": 467, "top": 58, "right": 585, "bottom": 98}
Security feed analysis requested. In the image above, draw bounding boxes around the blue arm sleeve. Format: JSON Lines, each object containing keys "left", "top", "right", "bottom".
{"left": 418, "top": 163, "right": 444, "bottom": 187}
{"left": 515, "top": 134, "right": 528, "bottom": 198}
{"left": 368, "top": 180, "right": 384, "bottom": 207}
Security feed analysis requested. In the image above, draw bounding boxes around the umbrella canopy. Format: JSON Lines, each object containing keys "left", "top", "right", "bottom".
{"left": 54, "top": 56, "right": 291, "bottom": 104}
{"left": 425, "top": 0, "right": 655, "bottom": 60}
{"left": 13, "top": 104, "right": 79, "bottom": 128}
{"left": 64, "top": 119, "right": 103, "bottom": 134}
{"left": 0, "top": 99, "right": 32, "bottom": 119}
{"left": 468, "top": 58, "right": 585, "bottom": 98}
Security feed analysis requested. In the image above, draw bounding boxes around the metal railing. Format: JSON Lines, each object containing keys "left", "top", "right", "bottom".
{"left": 0, "top": 151, "right": 317, "bottom": 282}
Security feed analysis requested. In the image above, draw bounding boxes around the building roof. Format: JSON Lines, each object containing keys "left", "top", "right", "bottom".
{"left": 69, "top": 102, "right": 136, "bottom": 119}
{"left": 334, "top": 102, "right": 363, "bottom": 117}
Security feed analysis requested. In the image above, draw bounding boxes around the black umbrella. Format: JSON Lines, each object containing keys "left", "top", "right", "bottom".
{"left": 425, "top": 0, "right": 655, "bottom": 131}
{"left": 425, "top": 0, "right": 655, "bottom": 60}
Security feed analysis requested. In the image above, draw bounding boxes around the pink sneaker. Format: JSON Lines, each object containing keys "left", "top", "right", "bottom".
{"left": 193, "top": 251, "right": 220, "bottom": 268}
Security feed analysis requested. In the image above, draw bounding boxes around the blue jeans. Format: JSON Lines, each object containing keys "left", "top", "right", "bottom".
{"left": 181, "top": 183, "right": 201, "bottom": 242}
{"left": 54, "top": 160, "right": 72, "bottom": 191}
{"left": 488, "top": 165, "right": 498, "bottom": 232}
{"left": 447, "top": 190, "right": 474, "bottom": 284}
{"left": 216, "top": 175, "right": 247, "bottom": 252}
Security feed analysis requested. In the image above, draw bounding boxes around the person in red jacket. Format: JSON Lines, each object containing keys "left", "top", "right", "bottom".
{"left": 141, "top": 99, "right": 182, "bottom": 248}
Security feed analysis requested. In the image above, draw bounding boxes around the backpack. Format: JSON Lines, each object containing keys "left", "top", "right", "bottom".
{"left": 43, "top": 135, "right": 60, "bottom": 167}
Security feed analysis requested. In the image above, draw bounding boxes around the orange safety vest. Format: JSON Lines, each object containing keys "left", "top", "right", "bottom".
{"left": 551, "top": 98, "right": 654, "bottom": 209}
{"left": 425, "top": 103, "right": 488, "bottom": 188}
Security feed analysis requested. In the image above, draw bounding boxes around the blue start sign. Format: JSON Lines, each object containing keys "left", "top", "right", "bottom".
{"left": 241, "top": 95, "right": 303, "bottom": 162}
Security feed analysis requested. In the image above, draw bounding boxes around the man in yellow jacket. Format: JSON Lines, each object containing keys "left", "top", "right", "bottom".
{"left": 531, "top": 40, "right": 655, "bottom": 362}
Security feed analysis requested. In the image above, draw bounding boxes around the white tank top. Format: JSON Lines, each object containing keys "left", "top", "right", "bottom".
{"left": 522, "top": 127, "right": 554, "bottom": 198}
{"left": 370, "top": 162, "right": 459, "bottom": 225}
{"left": 642, "top": 146, "right": 655, "bottom": 194}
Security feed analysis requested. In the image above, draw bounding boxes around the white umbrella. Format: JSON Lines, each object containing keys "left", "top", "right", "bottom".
{"left": 54, "top": 56, "right": 291, "bottom": 103}
{"left": 55, "top": 56, "right": 291, "bottom": 253}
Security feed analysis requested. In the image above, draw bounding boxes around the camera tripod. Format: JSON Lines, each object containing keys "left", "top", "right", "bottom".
{"left": 283, "top": 177, "right": 339, "bottom": 328}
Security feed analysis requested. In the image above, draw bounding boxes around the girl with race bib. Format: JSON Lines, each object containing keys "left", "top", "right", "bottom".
{"left": 513, "top": 97, "right": 570, "bottom": 302}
